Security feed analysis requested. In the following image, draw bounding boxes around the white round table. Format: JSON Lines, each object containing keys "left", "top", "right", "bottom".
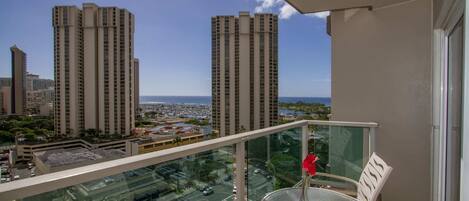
{"left": 262, "top": 187, "right": 357, "bottom": 201}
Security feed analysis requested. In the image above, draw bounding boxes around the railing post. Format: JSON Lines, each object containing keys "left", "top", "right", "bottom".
{"left": 362, "top": 127, "right": 370, "bottom": 167}
{"left": 235, "top": 141, "right": 246, "bottom": 201}
{"left": 369, "top": 127, "right": 376, "bottom": 156}
{"left": 302, "top": 124, "right": 309, "bottom": 178}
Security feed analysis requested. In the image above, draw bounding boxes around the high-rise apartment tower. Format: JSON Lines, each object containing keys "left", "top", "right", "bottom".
{"left": 211, "top": 12, "right": 278, "bottom": 137}
{"left": 10, "top": 45, "right": 27, "bottom": 115}
{"left": 53, "top": 3, "right": 137, "bottom": 137}
{"left": 134, "top": 58, "right": 139, "bottom": 116}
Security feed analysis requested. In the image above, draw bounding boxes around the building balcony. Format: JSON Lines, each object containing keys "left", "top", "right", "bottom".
{"left": 0, "top": 120, "right": 378, "bottom": 201}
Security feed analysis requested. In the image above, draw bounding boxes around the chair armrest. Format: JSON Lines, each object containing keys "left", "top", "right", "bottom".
{"left": 312, "top": 172, "right": 360, "bottom": 188}
{"left": 293, "top": 172, "right": 360, "bottom": 190}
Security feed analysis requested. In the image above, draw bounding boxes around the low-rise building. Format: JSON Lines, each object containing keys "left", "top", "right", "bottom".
{"left": 151, "top": 123, "right": 201, "bottom": 136}
{"left": 33, "top": 148, "right": 125, "bottom": 174}
{"left": 16, "top": 138, "right": 137, "bottom": 161}
{"left": 131, "top": 133, "right": 206, "bottom": 155}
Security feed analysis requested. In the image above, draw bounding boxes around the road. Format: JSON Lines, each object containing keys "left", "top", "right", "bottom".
{"left": 180, "top": 183, "right": 233, "bottom": 201}
{"left": 247, "top": 170, "right": 274, "bottom": 201}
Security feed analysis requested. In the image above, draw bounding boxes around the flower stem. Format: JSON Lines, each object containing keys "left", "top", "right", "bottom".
{"left": 300, "top": 176, "right": 310, "bottom": 201}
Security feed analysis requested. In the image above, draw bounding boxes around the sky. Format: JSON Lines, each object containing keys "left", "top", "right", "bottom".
{"left": 0, "top": 0, "right": 331, "bottom": 97}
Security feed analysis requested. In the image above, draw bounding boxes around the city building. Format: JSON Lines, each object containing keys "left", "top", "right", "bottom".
{"left": 134, "top": 58, "right": 139, "bottom": 115}
{"left": 129, "top": 133, "right": 206, "bottom": 155}
{"left": 25, "top": 73, "right": 39, "bottom": 91}
{"left": 0, "top": 78, "right": 11, "bottom": 88}
{"left": 53, "top": 3, "right": 137, "bottom": 137}
{"left": 285, "top": 0, "right": 465, "bottom": 200}
{"left": 26, "top": 73, "right": 54, "bottom": 91}
{"left": 0, "top": 78, "right": 12, "bottom": 115}
{"left": 10, "top": 45, "right": 26, "bottom": 115}
{"left": 39, "top": 103, "right": 53, "bottom": 116}
{"left": 33, "top": 148, "right": 125, "bottom": 174}
{"left": 0, "top": 87, "right": 11, "bottom": 114}
{"left": 211, "top": 12, "right": 279, "bottom": 137}
{"left": 32, "top": 78, "right": 54, "bottom": 91}
{"left": 2, "top": 1, "right": 469, "bottom": 201}
{"left": 16, "top": 138, "right": 138, "bottom": 161}
{"left": 26, "top": 87, "right": 54, "bottom": 115}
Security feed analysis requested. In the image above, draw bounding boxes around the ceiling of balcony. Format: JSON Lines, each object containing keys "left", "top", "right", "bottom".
{"left": 285, "top": 0, "right": 414, "bottom": 13}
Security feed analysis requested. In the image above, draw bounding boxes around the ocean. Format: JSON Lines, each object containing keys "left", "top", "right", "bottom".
{"left": 140, "top": 96, "right": 331, "bottom": 106}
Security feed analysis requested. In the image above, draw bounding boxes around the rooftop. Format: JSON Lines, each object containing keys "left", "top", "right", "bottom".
{"left": 34, "top": 148, "right": 125, "bottom": 168}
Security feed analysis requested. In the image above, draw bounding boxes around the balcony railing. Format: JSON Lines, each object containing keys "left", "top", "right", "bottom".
{"left": 0, "top": 120, "right": 378, "bottom": 201}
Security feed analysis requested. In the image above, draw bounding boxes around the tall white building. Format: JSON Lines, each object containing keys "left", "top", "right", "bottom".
{"left": 211, "top": 12, "right": 279, "bottom": 137}
{"left": 53, "top": 3, "right": 137, "bottom": 137}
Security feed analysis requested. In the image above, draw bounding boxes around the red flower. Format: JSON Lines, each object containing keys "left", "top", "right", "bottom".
{"left": 302, "top": 154, "right": 319, "bottom": 176}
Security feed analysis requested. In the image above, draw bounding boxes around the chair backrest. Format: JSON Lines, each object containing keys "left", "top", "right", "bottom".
{"left": 357, "top": 153, "right": 393, "bottom": 201}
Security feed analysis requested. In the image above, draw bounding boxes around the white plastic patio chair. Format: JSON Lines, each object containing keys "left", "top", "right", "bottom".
{"left": 309, "top": 152, "right": 393, "bottom": 201}
{"left": 263, "top": 153, "right": 392, "bottom": 201}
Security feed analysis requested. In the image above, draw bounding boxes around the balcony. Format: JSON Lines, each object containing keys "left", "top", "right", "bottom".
{"left": 0, "top": 120, "right": 378, "bottom": 201}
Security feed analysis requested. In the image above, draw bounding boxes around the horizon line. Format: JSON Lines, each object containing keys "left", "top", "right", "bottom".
{"left": 140, "top": 95, "right": 331, "bottom": 98}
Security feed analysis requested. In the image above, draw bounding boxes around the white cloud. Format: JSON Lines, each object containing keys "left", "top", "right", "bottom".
{"left": 255, "top": 0, "right": 329, "bottom": 20}
{"left": 306, "top": 11, "right": 330, "bottom": 19}
{"left": 278, "top": 3, "right": 297, "bottom": 19}
{"left": 255, "top": 0, "right": 281, "bottom": 13}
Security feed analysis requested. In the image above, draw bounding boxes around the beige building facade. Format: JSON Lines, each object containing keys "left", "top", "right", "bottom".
{"left": 134, "top": 58, "right": 139, "bottom": 115}
{"left": 10, "top": 45, "right": 26, "bottom": 115}
{"left": 53, "top": 3, "right": 136, "bottom": 137}
{"left": 286, "top": 0, "right": 468, "bottom": 200}
{"left": 0, "top": 86, "right": 11, "bottom": 114}
{"left": 26, "top": 88, "right": 54, "bottom": 115}
{"left": 211, "top": 12, "right": 279, "bottom": 137}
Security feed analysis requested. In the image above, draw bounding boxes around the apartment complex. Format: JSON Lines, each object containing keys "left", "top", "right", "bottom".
{"left": 53, "top": 3, "right": 137, "bottom": 137}
{"left": 0, "top": 78, "right": 11, "bottom": 114}
{"left": 134, "top": 58, "right": 139, "bottom": 115}
{"left": 10, "top": 45, "right": 26, "bottom": 115}
{"left": 211, "top": 12, "right": 278, "bottom": 137}
{"left": 286, "top": 0, "right": 465, "bottom": 200}
{"left": 0, "top": 87, "right": 10, "bottom": 114}
{"left": 26, "top": 73, "right": 54, "bottom": 91}
{"left": 0, "top": 78, "right": 11, "bottom": 88}
{"left": 23, "top": 73, "right": 54, "bottom": 115}
{"left": 26, "top": 88, "right": 54, "bottom": 115}
{"left": 25, "top": 73, "right": 39, "bottom": 91}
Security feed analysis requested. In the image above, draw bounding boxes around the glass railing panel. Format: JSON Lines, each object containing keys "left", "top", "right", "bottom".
{"left": 22, "top": 146, "right": 234, "bottom": 201}
{"left": 245, "top": 128, "right": 302, "bottom": 201}
{"left": 309, "top": 125, "right": 364, "bottom": 181}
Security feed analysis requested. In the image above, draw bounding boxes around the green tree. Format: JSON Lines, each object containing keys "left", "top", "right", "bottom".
{"left": 24, "top": 133, "right": 36, "bottom": 141}
{"left": 84, "top": 129, "right": 98, "bottom": 137}
{"left": 186, "top": 118, "right": 209, "bottom": 126}
{"left": 0, "top": 131, "right": 14, "bottom": 143}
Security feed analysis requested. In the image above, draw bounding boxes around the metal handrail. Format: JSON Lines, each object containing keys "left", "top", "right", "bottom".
{"left": 307, "top": 120, "right": 378, "bottom": 128}
{"left": 0, "top": 120, "right": 308, "bottom": 200}
{"left": 0, "top": 119, "right": 378, "bottom": 201}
